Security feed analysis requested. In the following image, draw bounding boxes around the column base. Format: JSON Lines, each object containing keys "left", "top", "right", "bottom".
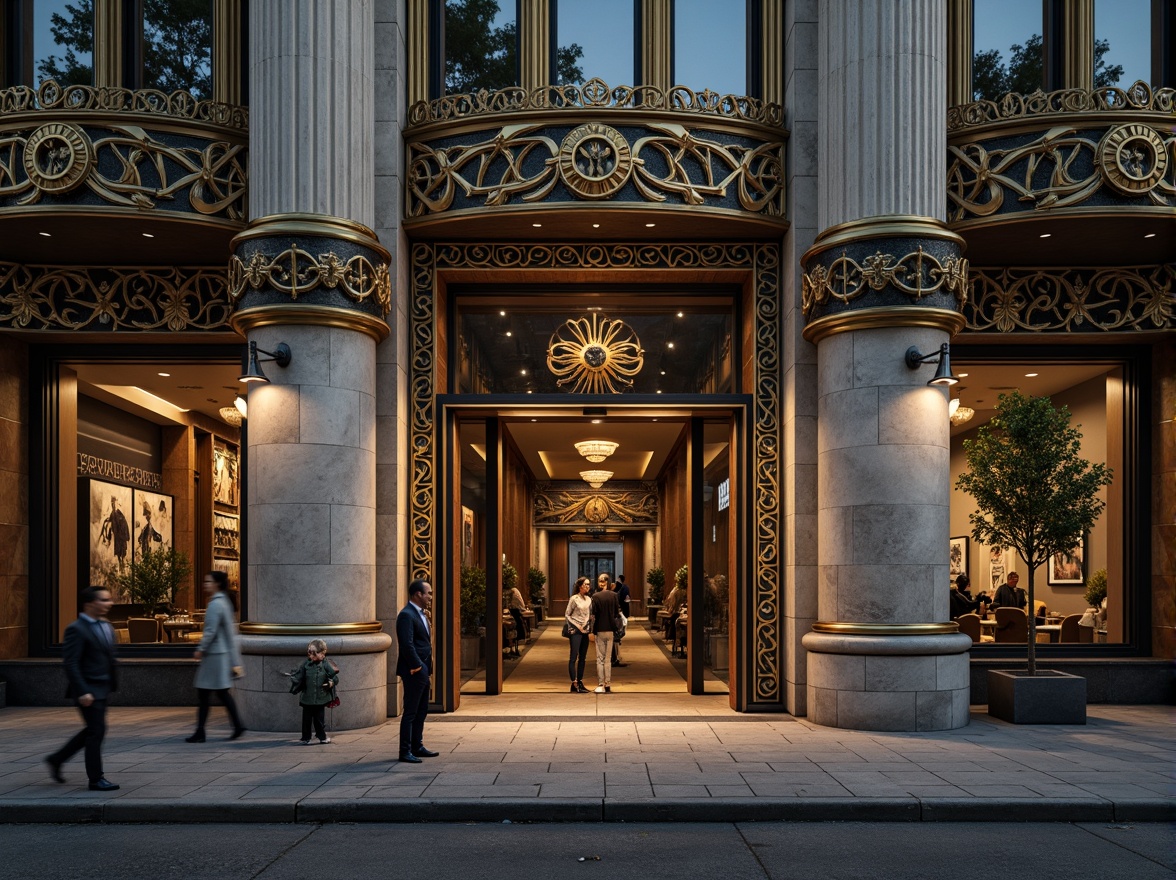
{"left": 802, "top": 631, "right": 973, "bottom": 731}
{"left": 236, "top": 633, "right": 393, "bottom": 732}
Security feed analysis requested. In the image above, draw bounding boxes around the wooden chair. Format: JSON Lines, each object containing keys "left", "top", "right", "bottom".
{"left": 127, "top": 617, "right": 160, "bottom": 643}
{"left": 994, "top": 607, "right": 1027, "bottom": 643}
{"left": 1059, "top": 613, "right": 1083, "bottom": 642}
{"left": 956, "top": 613, "right": 981, "bottom": 643}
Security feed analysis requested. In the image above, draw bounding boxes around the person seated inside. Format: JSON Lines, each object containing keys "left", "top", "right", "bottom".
{"left": 950, "top": 573, "right": 988, "bottom": 619}
{"left": 991, "top": 571, "right": 1027, "bottom": 611}
{"left": 1034, "top": 601, "right": 1048, "bottom": 626}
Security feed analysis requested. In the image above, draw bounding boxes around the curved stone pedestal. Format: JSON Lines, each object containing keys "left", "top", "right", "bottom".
{"left": 802, "top": 631, "right": 973, "bottom": 731}
{"left": 237, "top": 632, "right": 392, "bottom": 731}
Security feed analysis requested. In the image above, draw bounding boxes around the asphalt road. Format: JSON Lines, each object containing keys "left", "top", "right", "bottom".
{"left": 7, "top": 821, "right": 1174, "bottom": 879}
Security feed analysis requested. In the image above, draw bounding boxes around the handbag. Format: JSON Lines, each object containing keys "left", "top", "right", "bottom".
{"left": 614, "top": 612, "right": 627, "bottom": 638}
{"left": 561, "top": 620, "right": 574, "bottom": 638}
{"left": 325, "top": 659, "right": 341, "bottom": 708}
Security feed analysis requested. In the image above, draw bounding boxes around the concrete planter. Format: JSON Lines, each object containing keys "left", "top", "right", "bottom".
{"left": 460, "top": 636, "right": 482, "bottom": 671}
{"left": 987, "top": 669, "right": 1087, "bottom": 724}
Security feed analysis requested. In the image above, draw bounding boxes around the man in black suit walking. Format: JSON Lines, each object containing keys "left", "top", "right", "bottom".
{"left": 46, "top": 585, "right": 120, "bottom": 791}
{"left": 396, "top": 579, "right": 438, "bottom": 764}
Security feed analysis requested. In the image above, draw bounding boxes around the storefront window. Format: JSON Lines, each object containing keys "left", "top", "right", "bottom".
{"left": 972, "top": 0, "right": 1042, "bottom": 100}
{"left": 1094, "top": 0, "right": 1148, "bottom": 88}
{"left": 142, "top": 0, "right": 213, "bottom": 97}
{"left": 455, "top": 296, "right": 736, "bottom": 395}
{"left": 674, "top": 0, "right": 745, "bottom": 96}
{"left": 949, "top": 361, "right": 1128, "bottom": 646}
{"left": 34, "top": 0, "right": 94, "bottom": 86}
{"left": 554, "top": 0, "right": 630, "bottom": 86}
{"left": 701, "top": 419, "right": 730, "bottom": 685}
{"left": 445, "top": 0, "right": 517, "bottom": 93}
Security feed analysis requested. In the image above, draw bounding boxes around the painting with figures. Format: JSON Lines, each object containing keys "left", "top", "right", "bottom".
{"left": 213, "top": 440, "right": 239, "bottom": 507}
{"left": 87, "top": 479, "right": 134, "bottom": 597}
{"left": 132, "top": 489, "right": 174, "bottom": 559}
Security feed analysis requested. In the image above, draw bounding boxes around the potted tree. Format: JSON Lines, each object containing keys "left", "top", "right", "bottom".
{"left": 527, "top": 567, "right": 547, "bottom": 622}
{"left": 459, "top": 564, "right": 487, "bottom": 670}
{"left": 646, "top": 567, "right": 665, "bottom": 605}
{"left": 956, "top": 391, "right": 1112, "bottom": 724}
{"left": 111, "top": 545, "right": 193, "bottom": 615}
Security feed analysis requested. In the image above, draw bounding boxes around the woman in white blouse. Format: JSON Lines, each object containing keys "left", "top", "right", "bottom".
{"left": 565, "top": 577, "right": 592, "bottom": 693}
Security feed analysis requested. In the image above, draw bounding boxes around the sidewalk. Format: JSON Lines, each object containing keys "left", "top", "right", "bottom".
{"left": 0, "top": 703, "right": 1171, "bottom": 823}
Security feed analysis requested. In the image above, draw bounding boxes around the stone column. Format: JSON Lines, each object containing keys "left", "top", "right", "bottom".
{"left": 228, "top": 0, "right": 392, "bottom": 731}
{"left": 800, "top": 0, "right": 972, "bottom": 731}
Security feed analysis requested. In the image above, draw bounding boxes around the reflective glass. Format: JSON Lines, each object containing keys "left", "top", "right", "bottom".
{"left": 143, "top": 0, "right": 213, "bottom": 97}
{"left": 34, "top": 0, "right": 94, "bottom": 86}
{"left": 674, "top": 0, "right": 745, "bottom": 95}
{"left": 446, "top": 0, "right": 517, "bottom": 93}
{"left": 701, "top": 420, "right": 731, "bottom": 685}
{"left": 554, "top": 0, "right": 633, "bottom": 86}
{"left": 458, "top": 419, "right": 490, "bottom": 685}
{"left": 1095, "top": 0, "right": 1150, "bottom": 88}
{"left": 972, "top": 0, "right": 1042, "bottom": 100}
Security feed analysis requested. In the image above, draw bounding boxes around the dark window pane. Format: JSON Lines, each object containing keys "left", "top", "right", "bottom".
{"left": 1095, "top": 0, "right": 1149, "bottom": 88}
{"left": 972, "top": 0, "right": 1042, "bottom": 100}
{"left": 143, "top": 0, "right": 212, "bottom": 97}
{"left": 674, "top": 0, "right": 745, "bottom": 95}
{"left": 445, "top": 0, "right": 517, "bottom": 93}
{"left": 554, "top": 0, "right": 631, "bottom": 86}
{"left": 35, "top": 0, "right": 94, "bottom": 86}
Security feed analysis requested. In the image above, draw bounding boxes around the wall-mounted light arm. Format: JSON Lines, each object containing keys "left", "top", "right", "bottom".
{"left": 238, "top": 341, "right": 292, "bottom": 384}
{"left": 904, "top": 342, "right": 958, "bottom": 386}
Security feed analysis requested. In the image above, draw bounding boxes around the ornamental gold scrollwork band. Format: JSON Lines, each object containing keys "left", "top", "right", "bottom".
{"left": 227, "top": 247, "right": 392, "bottom": 318}
{"left": 802, "top": 247, "right": 970, "bottom": 317}
{"left": 408, "top": 78, "right": 785, "bottom": 127}
{"left": 753, "top": 243, "right": 780, "bottom": 703}
{"left": 406, "top": 121, "right": 785, "bottom": 216}
{"left": 966, "top": 266, "right": 1175, "bottom": 333}
{"left": 946, "top": 81, "right": 1175, "bottom": 133}
{"left": 0, "top": 263, "right": 232, "bottom": 332}
{"left": 533, "top": 484, "right": 659, "bottom": 526}
{"left": 0, "top": 80, "right": 249, "bottom": 131}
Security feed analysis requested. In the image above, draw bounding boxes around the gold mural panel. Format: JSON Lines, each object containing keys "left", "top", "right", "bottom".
{"left": 534, "top": 483, "right": 658, "bottom": 526}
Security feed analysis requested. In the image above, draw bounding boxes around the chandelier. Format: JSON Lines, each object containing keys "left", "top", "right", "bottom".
{"left": 580, "top": 470, "right": 613, "bottom": 488}
{"left": 949, "top": 398, "right": 974, "bottom": 426}
{"left": 574, "top": 440, "right": 618, "bottom": 462}
{"left": 218, "top": 406, "right": 243, "bottom": 427}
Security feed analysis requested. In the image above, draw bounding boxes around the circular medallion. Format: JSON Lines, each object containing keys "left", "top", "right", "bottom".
{"left": 547, "top": 314, "right": 644, "bottom": 394}
{"left": 583, "top": 344, "right": 608, "bottom": 369}
{"left": 558, "top": 123, "right": 633, "bottom": 199}
{"left": 584, "top": 497, "right": 609, "bottom": 523}
{"left": 1098, "top": 124, "right": 1167, "bottom": 196}
{"left": 23, "top": 123, "right": 94, "bottom": 194}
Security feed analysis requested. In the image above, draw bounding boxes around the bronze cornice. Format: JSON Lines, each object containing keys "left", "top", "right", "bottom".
{"left": 803, "top": 215, "right": 965, "bottom": 265}
{"left": 239, "top": 621, "right": 384, "bottom": 636}
{"left": 231, "top": 213, "right": 390, "bottom": 260}
{"left": 230, "top": 304, "right": 390, "bottom": 342}
{"left": 950, "top": 206, "right": 1176, "bottom": 234}
{"left": 803, "top": 306, "right": 967, "bottom": 344}
{"left": 946, "top": 81, "right": 1175, "bottom": 134}
{"left": 811, "top": 622, "right": 961, "bottom": 636}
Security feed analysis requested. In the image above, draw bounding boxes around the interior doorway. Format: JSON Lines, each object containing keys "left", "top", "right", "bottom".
{"left": 577, "top": 552, "right": 617, "bottom": 584}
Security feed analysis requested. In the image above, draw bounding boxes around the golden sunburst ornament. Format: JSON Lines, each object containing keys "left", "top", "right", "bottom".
{"left": 546, "top": 314, "right": 644, "bottom": 394}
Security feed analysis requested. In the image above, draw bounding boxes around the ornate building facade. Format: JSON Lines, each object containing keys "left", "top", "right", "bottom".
{"left": 0, "top": 0, "right": 1171, "bottom": 731}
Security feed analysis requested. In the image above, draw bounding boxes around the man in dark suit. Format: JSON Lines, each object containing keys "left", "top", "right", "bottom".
{"left": 46, "top": 585, "right": 120, "bottom": 791}
{"left": 396, "top": 579, "right": 438, "bottom": 764}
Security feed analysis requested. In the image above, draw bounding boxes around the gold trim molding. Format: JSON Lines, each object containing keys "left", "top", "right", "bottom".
{"left": 947, "top": 81, "right": 1175, "bottom": 133}
{"left": 811, "top": 622, "right": 960, "bottom": 636}
{"left": 239, "top": 621, "right": 384, "bottom": 636}
{"left": 804, "top": 307, "right": 968, "bottom": 344}
{"left": 231, "top": 213, "right": 389, "bottom": 256}
{"left": 229, "top": 304, "right": 390, "bottom": 342}
{"left": 802, "top": 215, "right": 964, "bottom": 262}
{"left": 802, "top": 249, "right": 970, "bottom": 318}
{"left": 0, "top": 263, "right": 231, "bottom": 332}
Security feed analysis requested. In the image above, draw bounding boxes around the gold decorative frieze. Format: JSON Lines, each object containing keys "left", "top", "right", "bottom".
{"left": 227, "top": 247, "right": 392, "bottom": 317}
{"left": 408, "top": 78, "right": 784, "bottom": 127}
{"left": 0, "top": 79, "right": 248, "bottom": 132}
{"left": 0, "top": 262, "right": 232, "bottom": 332}
{"left": 406, "top": 120, "right": 785, "bottom": 218}
{"left": 966, "top": 266, "right": 1174, "bottom": 333}
{"left": 547, "top": 314, "right": 644, "bottom": 393}
{"left": 802, "top": 248, "right": 970, "bottom": 317}
{"left": 946, "top": 81, "right": 1174, "bottom": 133}
{"left": 533, "top": 483, "right": 658, "bottom": 526}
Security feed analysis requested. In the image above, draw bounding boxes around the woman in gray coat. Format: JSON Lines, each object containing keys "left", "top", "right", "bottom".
{"left": 185, "top": 571, "right": 245, "bottom": 742}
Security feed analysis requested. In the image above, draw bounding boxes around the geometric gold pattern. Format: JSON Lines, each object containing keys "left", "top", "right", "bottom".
{"left": 546, "top": 314, "right": 644, "bottom": 393}
{"left": 802, "top": 247, "right": 970, "bottom": 318}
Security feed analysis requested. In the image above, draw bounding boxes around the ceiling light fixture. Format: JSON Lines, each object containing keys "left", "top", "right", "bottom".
{"left": 1040, "top": 233, "right": 1051, "bottom": 238}
{"left": 574, "top": 440, "right": 618, "bottom": 462}
{"left": 142, "top": 233, "right": 154, "bottom": 238}
{"left": 1025, "top": 372, "right": 1038, "bottom": 377}
{"left": 219, "top": 405, "right": 243, "bottom": 427}
{"left": 948, "top": 397, "right": 974, "bottom": 426}
{"left": 645, "top": 223, "right": 655, "bottom": 227}
{"left": 532, "top": 223, "right": 542, "bottom": 227}
{"left": 38, "top": 232, "right": 51, "bottom": 237}
{"left": 592, "top": 223, "right": 601, "bottom": 228}
{"left": 1144, "top": 233, "right": 1156, "bottom": 239}
{"left": 580, "top": 469, "right": 613, "bottom": 488}
{"left": 157, "top": 372, "right": 170, "bottom": 377}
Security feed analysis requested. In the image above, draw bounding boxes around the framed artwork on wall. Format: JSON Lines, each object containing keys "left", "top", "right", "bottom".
{"left": 1048, "top": 536, "right": 1086, "bottom": 585}
{"left": 132, "top": 489, "right": 174, "bottom": 558}
{"left": 949, "top": 536, "right": 969, "bottom": 583}
{"left": 461, "top": 506, "right": 474, "bottom": 565}
{"left": 214, "top": 512, "right": 240, "bottom": 555}
{"left": 86, "top": 479, "right": 134, "bottom": 596}
{"left": 986, "top": 544, "right": 1013, "bottom": 592}
{"left": 213, "top": 557, "right": 240, "bottom": 591}
{"left": 213, "top": 440, "right": 239, "bottom": 507}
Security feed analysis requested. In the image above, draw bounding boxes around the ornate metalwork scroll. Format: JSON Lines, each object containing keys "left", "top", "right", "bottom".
{"left": 410, "top": 241, "right": 783, "bottom": 706}
{"left": 546, "top": 314, "right": 644, "bottom": 393}
{"left": 802, "top": 247, "right": 970, "bottom": 317}
{"left": 946, "top": 81, "right": 1174, "bottom": 133}
{"left": 0, "top": 80, "right": 249, "bottom": 131}
{"left": 966, "top": 265, "right": 1174, "bottom": 333}
{"left": 533, "top": 483, "right": 658, "bottom": 526}
{"left": 228, "top": 246, "right": 391, "bottom": 316}
{"left": 0, "top": 262, "right": 232, "bottom": 332}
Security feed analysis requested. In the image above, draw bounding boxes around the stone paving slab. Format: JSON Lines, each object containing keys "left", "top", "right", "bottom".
{"left": 0, "top": 704, "right": 1172, "bottom": 823}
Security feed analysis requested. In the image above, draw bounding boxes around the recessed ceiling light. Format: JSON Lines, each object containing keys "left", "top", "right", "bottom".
{"left": 526, "top": 389, "right": 532, "bottom": 394}
{"left": 520, "top": 369, "right": 527, "bottom": 375}
{"left": 532, "top": 223, "right": 542, "bottom": 228}
{"left": 38, "top": 232, "right": 51, "bottom": 237}
{"left": 1039, "top": 233, "right": 1051, "bottom": 238}
{"left": 157, "top": 372, "right": 170, "bottom": 377}
{"left": 531, "top": 418, "right": 537, "bottom": 422}
{"left": 499, "top": 310, "right": 506, "bottom": 316}
{"left": 676, "top": 311, "right": 683, "bottom": 317}
{"left": 591, "top": 419, "right": 601, "bottom": 425}
{"left": 505, "top": 331, "right": 512, "bottom": 336}
{"left": 660, "top": 370, "right": 666, "bottom": 375}
{"left": 1025, "top": 372, "right": 1038, "bottom": 377}
{"left": 1144, "top": 233, "right": 1156, "bottom": 239}
{"left": 667, "top": 342, "right": 674, "bottom": 349}
{"left": 656, "top": 389, "right": 662, "bottom": 394}
{"left": 592, "top": 223, "right": 600, "bottom": 228}
{"left": 958, "top": 372, "right": 969, "bottom": 378}
{"left": 652, "top": 418, "right": 658, "bottom": 422}
{"left": 645, "top": 223, "right": 655, "bottom": 227}
{"left": 142, "top": 233, "right": 154, "bottom": 238}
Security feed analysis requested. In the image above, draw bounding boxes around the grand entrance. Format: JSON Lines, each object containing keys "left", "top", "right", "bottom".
{"left": 437, "top": 405, "right": 745, "bottom": 710}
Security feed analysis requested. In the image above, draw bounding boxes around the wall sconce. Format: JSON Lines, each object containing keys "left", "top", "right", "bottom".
{"left": 580, "top": 469, "right": 613, "bottom": 488}
{"left": 574, "top": 440, "right": 618, "bottom": 462}
{"left": 904, "top": 342, "right": 958, "bottom": 386}
{"left": 238, "top": 341, "right": 292, "bottom": 384}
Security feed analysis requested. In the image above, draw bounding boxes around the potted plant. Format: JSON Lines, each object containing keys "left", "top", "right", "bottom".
{"left": 707, "top": 574, "right": 730, "bottom": 672}
{"left": 110, "top": 546, "right": 193, "bottom": 615}
{"left": 646, "top": 567, "right": 665, "bottom": 605}
{"left": 459, "top": 564, "right": 487, "bottom": 669}
{"left": 956, "top": 391, "right": 1112, "bottom": 724}
{"left": 1084, "top": 568, "right": 1107, "bottom": 611}
{"left": 527, "top": 567, "right": 547, "bottom": 621}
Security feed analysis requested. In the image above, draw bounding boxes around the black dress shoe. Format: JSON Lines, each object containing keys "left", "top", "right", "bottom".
{"left": 399, "top": 753, "right": 423, "bottom": 764}
{"left": 185, "top": 732, "right": 205, "bottom": 743}
{"left": 45, "top": 758, "right": 65, "bottom": 783}
{"left": 229, "top": 727, "right": 246, "bottom": 741}
{"left": 412, "top": 746, "right": 440, "bottom": 758}
{"left": 613, "top": 662, "right": 629, "bottom": 667}
{"left": 88, "top": 778, "right": 120, "bottom": 791}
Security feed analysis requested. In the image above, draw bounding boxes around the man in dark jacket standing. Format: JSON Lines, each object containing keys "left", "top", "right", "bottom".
{"left": 589, "top": 584, "right": 622, "bottom": 693}
{"left": 611, "top": 575, "right": 630, "bottom": 666}
{"left": 46, "top": 585, "right": 120, "bottom": 790}
{"left": 396, "top": 579, "right": 438, "bottom": 763}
